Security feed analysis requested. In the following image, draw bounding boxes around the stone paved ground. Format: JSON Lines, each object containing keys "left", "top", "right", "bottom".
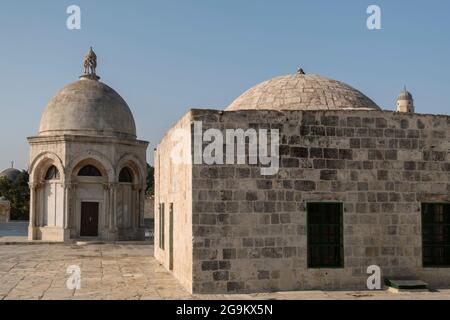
{"left": 1, "top": 244, "right": 450, "bottom": 300}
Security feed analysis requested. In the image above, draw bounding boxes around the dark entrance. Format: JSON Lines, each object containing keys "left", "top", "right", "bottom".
{"left": 80, "top": 202, "right": 99, "bottom": 237}
{"left": 169, "top": 203, "right": 174, "bottom": 270}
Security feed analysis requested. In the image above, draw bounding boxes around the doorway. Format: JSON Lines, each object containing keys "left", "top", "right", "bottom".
{"left": 80, "top": 202, "right": 99, "bottom": 237}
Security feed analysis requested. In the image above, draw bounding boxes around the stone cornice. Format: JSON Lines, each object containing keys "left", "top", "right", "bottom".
{"left": 27, "top": 134, "right": 149, "bottom": 147}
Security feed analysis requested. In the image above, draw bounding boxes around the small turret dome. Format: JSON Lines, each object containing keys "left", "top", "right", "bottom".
{"left": 396, "top": 87, "right": 414, "bottom": 113}
{"left": 398, "top": 89, "right": 413, "bottom": 101}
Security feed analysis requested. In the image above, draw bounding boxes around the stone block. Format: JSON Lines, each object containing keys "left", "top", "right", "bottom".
{"left": 294, "top": 180, "right": 316, "bottom": 191}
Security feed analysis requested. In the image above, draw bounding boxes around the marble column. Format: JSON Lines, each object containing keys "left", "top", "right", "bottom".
{"left": 108, "top": 183, "right": 117, "bottom": 232}
{"left": 28, "top": 182, "right": 37, "bottom": 240}
{"left": 103, "top": 183, "right": 110, "bottom": 230}
{"left": 70, "top": 183, "right": 78, "bottom": 235}
{"left": 63, "top": 183, "right": 70, "bottom": 229}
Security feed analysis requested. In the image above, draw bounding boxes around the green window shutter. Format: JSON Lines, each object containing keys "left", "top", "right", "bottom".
{"left": 422, "top": 203, "right": 450, "bottom": 267}
{"left": 158, "top": 204, "right": 162, "bottom": 249}
{"left": 158, "top": 203, "right": 165, "bottom": 250}
{"left": 307, "top": 202, "right": 344, "bottom": 268}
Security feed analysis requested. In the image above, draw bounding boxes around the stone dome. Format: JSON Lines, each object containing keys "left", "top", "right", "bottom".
{"left": 0, "top": 168, "right": 21, "bottom": 182}
{"left": 398, "top": 89, "right": 413, "bottom": 101}
{"left": 39, "top": 78, "right": 136, "bottom": 139}
{"left": 39, "top": 48, "right": 136, "bottom": 139}
{"left": 226, "top": 71, "right": 380, "bottom": 111}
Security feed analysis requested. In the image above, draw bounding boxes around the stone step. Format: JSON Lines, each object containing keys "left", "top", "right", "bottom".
{"left": 386, "top": 279, "right": 429, "bottom": 292}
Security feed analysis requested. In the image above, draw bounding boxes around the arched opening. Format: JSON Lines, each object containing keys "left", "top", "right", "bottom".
{"left": 78, "top": 165, "right": 102, "bottom": 177}
{"left": 45, "top": 165, "right": 60, "bottom": 180}
{"left": 117, "top": 165, "right": 139, "bottom": 233}
{"left": 29, "top": 156, "right": 65, "bottom": 231}
{"left": 119, "top": 167, "right": 133, "bottom": 183}
{"left": 42, "top": 165, "right": 63, "bottom": 227}
{"left": 71, "top": 160, "right": 108, "bottom": 239}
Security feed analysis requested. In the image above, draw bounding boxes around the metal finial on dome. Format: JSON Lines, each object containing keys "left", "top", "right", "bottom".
{"left": 297, "top": 68, "right": 306, "bottom": 75}
{"left": 398, "top": 86, "right": 413, "bottom": 101}
{"left": 80, "top": 47, "right": 100, "bottom": 81}
{"left": 10, "top": 161, "right": 14, "bottom": 169}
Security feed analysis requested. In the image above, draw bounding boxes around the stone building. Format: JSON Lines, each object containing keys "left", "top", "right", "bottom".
{"left": 155, "top": 70, "right": 450, "bottom": 293}
{"left": 27, "top": 48, "right": 148, "bottom": 242}
{"left": 0, "top": 196, "right": 10, "bottom": 223}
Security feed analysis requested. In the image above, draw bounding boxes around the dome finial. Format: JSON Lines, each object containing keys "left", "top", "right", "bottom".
{"left": 80, "top": 47, "right": 100, "bottom": 81}
{"left": 297, "top": 67, "right": 306, "bottom": 75}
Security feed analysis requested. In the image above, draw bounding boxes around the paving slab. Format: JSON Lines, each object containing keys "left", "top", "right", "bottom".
{"left": 1, "top": 243, "right": 450, "bottom": 300}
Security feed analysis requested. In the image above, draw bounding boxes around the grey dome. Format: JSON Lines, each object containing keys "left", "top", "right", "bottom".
{"left": 39, "top": 78, "right": 136, "bottom": 139}
{"left": 0, "top": 168, "right": 21, "bottom": 182}
{"left": 227, "top": 73, "right": 380, "bottom": 111}
{"left": 398, "top": 90, "right": 413, "bottom": 101}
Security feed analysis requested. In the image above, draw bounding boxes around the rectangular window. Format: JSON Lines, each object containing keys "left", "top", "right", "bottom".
{"left": 159, "top": 203, "right": 165, "bottom": 250}
{"left": 422, "top": 203, "right": 450, "bottom": 267}
{"left": 307, "top": 202, "right": 343, "bottom": 268}
{"left": 169, "top": 203, "right": 174, "bottom": 270}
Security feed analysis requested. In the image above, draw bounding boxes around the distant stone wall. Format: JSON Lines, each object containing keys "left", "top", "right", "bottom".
{"left": 144, "top": 196, "right": 155, "bottom": 219}
{"left": 187, "top": 109, "right": 450, "bottom": 293}
{"left": 0, "top": 200, "right": 10, "bottom": 223}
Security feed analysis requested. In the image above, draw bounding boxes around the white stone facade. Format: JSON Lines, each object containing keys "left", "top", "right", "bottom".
{"left": 154, "top": 71, "right": 450, "bottom": 294}
{"left": 28, "top": 136, "right": 148, "bottom": 241}
{"left": 27, "top": 49, "right": 148, "bottom": 242}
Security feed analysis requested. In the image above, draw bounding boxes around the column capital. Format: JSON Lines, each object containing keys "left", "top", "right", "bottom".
{"left": 29, "top": 182, "right": 39, "bottom": 190}
{"left": 105, "top": 182, "right": 118, "bottom": 190}
{"left": 64, "top": 182, "right": 77, "bottom": 191}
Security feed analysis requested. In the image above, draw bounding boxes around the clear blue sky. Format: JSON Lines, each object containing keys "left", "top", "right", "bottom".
{"left": 1, "top": 0, "right": 449, "bottom": 170}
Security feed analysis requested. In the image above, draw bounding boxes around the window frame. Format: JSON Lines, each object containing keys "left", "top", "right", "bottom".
{"left": 159, "top": 203, "right": 165, "bottom": 250}
{"left": 119, "top": 167, "right": 133, "bottom": 183}
{"left": 307, "top": 202, "right": 344, "bottom": 269}
{"left": 44, "top": 165, "right": 60, "bottom": 181}
{"left": 78, "top": 165, "right": 102, "bottom": 177}
{"left": 421, "top": 202, "right": 450, "bottom": 268}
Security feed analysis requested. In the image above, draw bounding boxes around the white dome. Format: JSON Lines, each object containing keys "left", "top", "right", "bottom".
{"left": 39, "top": 78, "right": 136, "bottom": 139}
{"left": 227, "top": 72, "right": 380, "bottom": 111}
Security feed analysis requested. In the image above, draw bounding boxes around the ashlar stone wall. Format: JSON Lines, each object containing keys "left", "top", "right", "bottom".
{"left": 154, "top": 112, "right": 194, "bottom": 292}
{"left": 28, "top": 135, "right": 148, "bottom": 241}
{"left": 187, "top": 108, "right": 450, "bottom": 293}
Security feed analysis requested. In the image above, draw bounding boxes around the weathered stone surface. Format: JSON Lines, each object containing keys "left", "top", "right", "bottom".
{"left": 156, "top": 108, "right": 450, "bottom": 294}
{"left": 28, "top": 62, "right": 149, "bottom": 243}
{"left": 227, "top": 74, "right": 381, "bottom": 112}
